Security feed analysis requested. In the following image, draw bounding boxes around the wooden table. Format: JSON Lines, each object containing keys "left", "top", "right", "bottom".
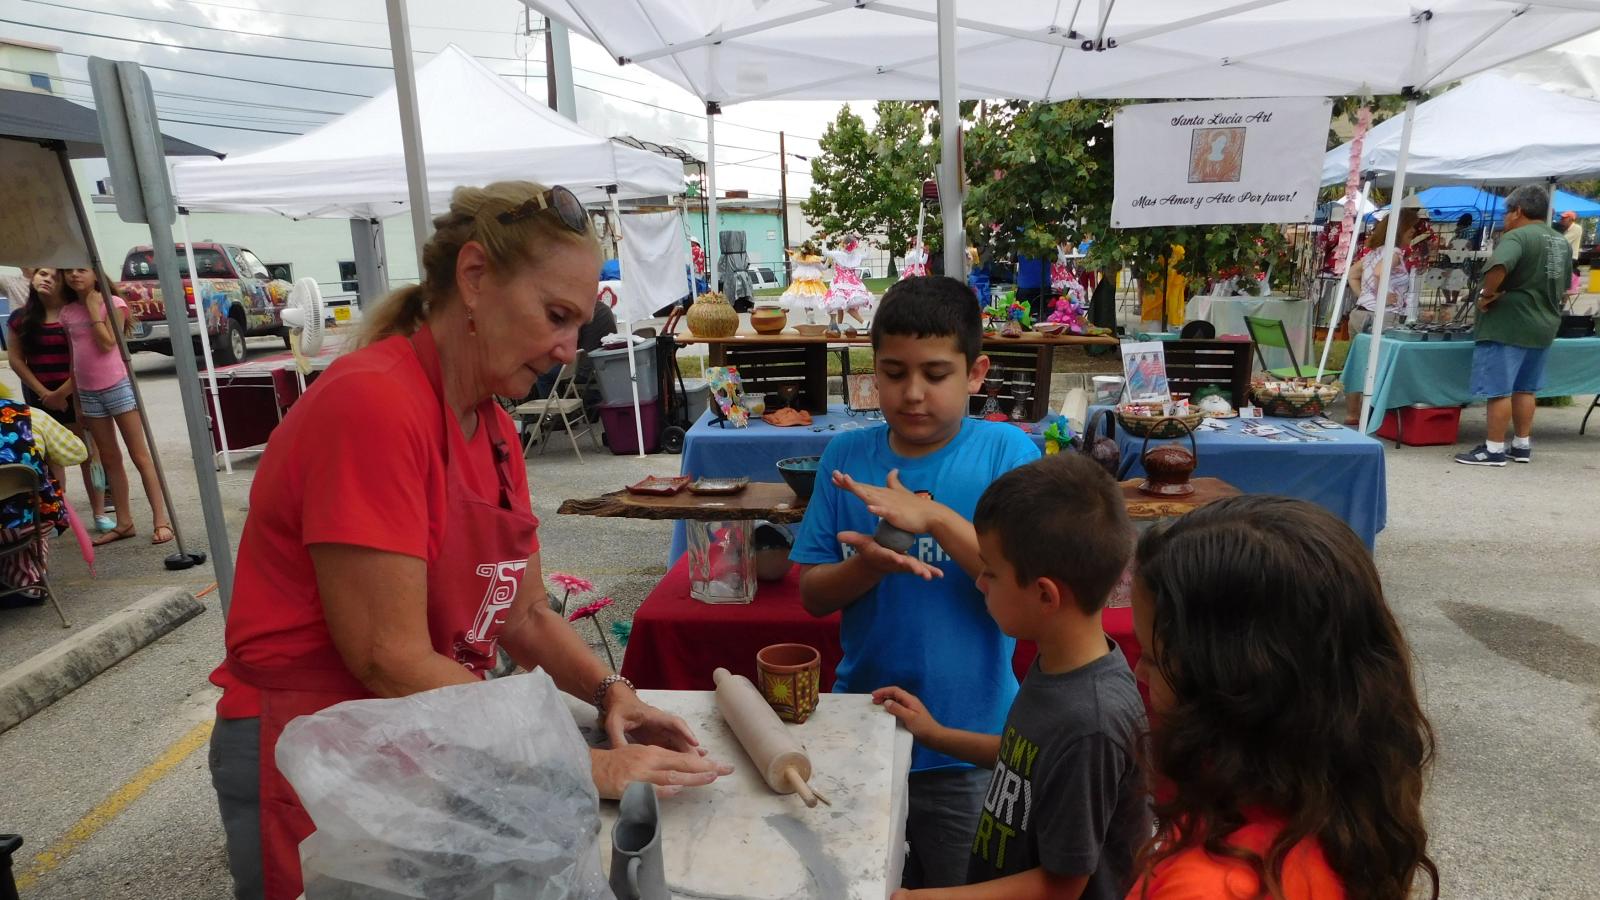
{"left": 675, "top": 327, "right": 1117, "bottom": 416}
{"left": 557, "top": 482, "right": 805, "bottom": 523}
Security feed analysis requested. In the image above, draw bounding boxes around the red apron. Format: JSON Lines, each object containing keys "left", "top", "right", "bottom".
{"left": 226, "top": 327, "right": 539, "bottom": 900}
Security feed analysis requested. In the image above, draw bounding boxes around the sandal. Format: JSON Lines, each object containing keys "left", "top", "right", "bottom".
{"left": 151, "top": 525, "right": 175, "bottom": 546}
{"left": 93, "top": 524, "right": 136, "bottom": 546}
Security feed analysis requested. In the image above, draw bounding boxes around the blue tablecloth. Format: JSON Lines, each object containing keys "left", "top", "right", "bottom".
{"left": 672, "top": 403, "right": 1387, "bottom": 558}
{"left": 1340, "top": 335, "right": 1600, "bottom": 433}
{"left": 1104, "top": 412, "right": 1385, "bottom": 549}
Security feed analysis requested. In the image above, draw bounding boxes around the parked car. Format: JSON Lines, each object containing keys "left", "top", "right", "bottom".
{"left": 117, "top": 242, "right": 292, "bottom": 366}
{"left": 750, "top": 265, "right": 783, "bottom": 291}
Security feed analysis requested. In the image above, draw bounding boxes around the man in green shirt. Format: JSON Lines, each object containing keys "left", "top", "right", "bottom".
{"left": 1456, "top": 185, "right": 1570, "bottom": 467}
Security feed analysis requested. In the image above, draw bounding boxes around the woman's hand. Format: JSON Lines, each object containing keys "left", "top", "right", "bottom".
{"left": 603, "top": 686, "right": 702, "bottom": 754}
{"left": 589, "top": 745, "right": 734, "bottom": 800}
{"left": 84, "top": 289, "right": 106, "bottom": 316}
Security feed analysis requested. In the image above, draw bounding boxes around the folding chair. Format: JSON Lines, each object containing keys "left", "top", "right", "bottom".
{"left": 0, "top": 464, "right": 67, "bottom": 627}
{"left": 512, "top": 357, "right": 599, "bottom": 461}
{"left": 1244, "top": 315, "right": 1336, "bottom": 380}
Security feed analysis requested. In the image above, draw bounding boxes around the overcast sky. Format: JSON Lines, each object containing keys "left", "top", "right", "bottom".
{"left": 1, "top": 0, "right": 885, "bottom": 199}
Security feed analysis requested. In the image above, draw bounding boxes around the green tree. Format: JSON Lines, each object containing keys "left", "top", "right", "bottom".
{"left": 802, "top": 106, "right": 879, "bottom": 242}
{"left": 869, "top": 101, "right": 938, "bottom": 275}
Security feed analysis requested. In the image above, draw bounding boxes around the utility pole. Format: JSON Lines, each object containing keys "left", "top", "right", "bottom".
{"left": 779, "top": 130, "right": 791, "bottom": 283}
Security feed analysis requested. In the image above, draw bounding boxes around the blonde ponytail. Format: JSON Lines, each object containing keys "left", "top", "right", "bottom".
{"left": 353, "top": 180, "right": 600, "bottom": 350}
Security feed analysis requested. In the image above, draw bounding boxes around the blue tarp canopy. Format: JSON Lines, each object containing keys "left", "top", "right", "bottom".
{"left": 1373, "top": 185, "right": 1600, "bottom": 224}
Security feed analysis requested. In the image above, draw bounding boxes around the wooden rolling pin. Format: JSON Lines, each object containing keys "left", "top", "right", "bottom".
{"left": 712, "top": 667, "right": 829, "bottom": 808}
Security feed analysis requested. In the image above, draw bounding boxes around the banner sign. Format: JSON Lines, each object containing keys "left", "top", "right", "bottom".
{"left": 1113, "top": 97, "right": 1331, "bottom": 228}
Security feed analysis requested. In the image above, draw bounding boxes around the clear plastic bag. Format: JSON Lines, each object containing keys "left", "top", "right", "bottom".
{"left": 277, "top": 669, "right": 614, "bottom": 900}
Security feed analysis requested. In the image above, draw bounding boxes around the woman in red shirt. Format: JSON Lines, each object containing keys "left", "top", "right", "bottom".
{"left": 208, "top": 181, "right": 732, "bottom": 900}
{"left": 1128, "top": 497, "right": 1438, "bottom": 900}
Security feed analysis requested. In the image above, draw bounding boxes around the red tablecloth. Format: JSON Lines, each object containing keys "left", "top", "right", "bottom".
{"left": 621, "top": 559, "right": 1141, "bottom": 691}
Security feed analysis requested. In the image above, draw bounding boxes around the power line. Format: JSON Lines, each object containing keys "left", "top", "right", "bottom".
{"left": 18, "top": 0, "right": 646, "bottom": 85}
{"left": 60, "top": 91, "right": 327, "bottom": 128}
{"left": 0, "top": 16, "right": 396, "bottom": 70}
{"left": 54, "top": 51, "right": 375, "bottom": 98}
{"left": 150, "top": 117, "right": 304, "bottom": 136}
{"left": 9, "top": 65, "right": 346, "bottom": 115}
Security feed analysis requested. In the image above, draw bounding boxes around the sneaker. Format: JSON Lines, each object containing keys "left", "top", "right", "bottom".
{"left": 1507, "top": 445, "right": 1532, "bottom": 464}
{"left": 1454, "top": 444, "right": 1508, "bottom": 467}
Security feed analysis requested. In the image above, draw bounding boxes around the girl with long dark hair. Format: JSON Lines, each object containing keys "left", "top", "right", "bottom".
{"left": 7, "top": 268, "right": 109, "bottom": 528}
{"left": 58, "top": 267, "right": 172, "bottom": 546}
{"left": 1129, "top": 496, "right": 1438, "bottom": 900}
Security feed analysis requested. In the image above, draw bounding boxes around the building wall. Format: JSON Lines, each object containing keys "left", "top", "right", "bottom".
{"left": 0, "top": 42, "right": 61, "bottom": 94}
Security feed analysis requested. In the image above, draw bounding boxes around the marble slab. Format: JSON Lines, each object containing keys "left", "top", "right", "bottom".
{"left": 571, "top": 690, "right": 912, "bottom": 900}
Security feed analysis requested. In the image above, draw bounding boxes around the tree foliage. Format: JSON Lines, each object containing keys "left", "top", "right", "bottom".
{"left": 802, "top": 105, "right": 879, "bottom": 240}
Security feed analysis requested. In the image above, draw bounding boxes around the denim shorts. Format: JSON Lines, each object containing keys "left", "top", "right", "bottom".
{"left": 78, "top": 378, "right": 138, "bottom": 418}
{"left": 1470, "top": 341, "right": 1550, "bottom": 398}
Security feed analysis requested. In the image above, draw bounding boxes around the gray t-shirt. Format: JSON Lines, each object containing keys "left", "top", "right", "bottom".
{"left": 966, "top": 643, "right": 1150, "bottom": 898}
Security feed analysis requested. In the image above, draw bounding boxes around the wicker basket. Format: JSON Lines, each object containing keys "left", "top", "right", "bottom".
{"left": 1117, "top": 409, "right": 1204, "bottom": 438}
{"left": 1250, "top": 382, "right": 1342, "bottom": 418}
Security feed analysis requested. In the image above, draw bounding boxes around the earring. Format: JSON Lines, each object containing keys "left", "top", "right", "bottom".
{"left": 466, "top": 308, "right": 477, "bottom": 336}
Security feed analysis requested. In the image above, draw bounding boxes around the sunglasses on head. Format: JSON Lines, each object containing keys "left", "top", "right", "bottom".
{"left": 495, "top": 185, "right": 588, "bottom": 233}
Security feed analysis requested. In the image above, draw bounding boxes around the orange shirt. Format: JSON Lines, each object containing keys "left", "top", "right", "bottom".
{"left": 1128, "top": 815, "right": 1345, "bottom": 900}
{"left": 210, "top": 332, "right": 536, "bottom": 718}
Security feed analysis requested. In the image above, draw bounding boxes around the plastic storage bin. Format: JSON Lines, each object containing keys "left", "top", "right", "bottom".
{"left": 1376, "top": 405, "right": 1461, "bottom": 446}
{"left": 599, "top": 397, "right": 662, "bottom": 455}
{"left": 589, "top": 338, "right": 659, "bottom": 406}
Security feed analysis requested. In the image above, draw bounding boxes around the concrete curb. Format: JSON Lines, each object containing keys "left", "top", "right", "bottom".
{"left": 0, "top": 588, "right": 204, "bottom": 734}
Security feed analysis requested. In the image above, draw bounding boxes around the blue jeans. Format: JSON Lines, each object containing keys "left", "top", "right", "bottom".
{"left": 902, "top": 767, "right": 991, "bottom": 889}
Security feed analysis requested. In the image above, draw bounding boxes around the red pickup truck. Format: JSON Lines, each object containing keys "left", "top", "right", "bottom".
{"left": 117, "top": 242, "right": 292, "bottom": 366}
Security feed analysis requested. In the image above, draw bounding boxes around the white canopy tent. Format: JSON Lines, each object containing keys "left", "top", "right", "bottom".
{"left": 172, "top": 44, "right": 687, "bottom": 459}
{"left": 171, "top": 44, "right": 684, "bottom": 218}
{"left": 1322, "top": 73, "right": 1600, "bottom": 186}
{"left": 522, "top": 0, "right": 1600, "bottom": 432}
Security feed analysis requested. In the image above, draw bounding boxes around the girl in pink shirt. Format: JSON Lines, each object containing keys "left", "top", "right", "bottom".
{"left": 59, "top": 267, "right": 172, "bottom": 546}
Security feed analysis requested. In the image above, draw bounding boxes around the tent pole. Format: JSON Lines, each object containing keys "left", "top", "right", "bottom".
{"left": 177, "top": 210, "right": 232, "bottom": 474}
{"left": 609, "top": 187, "right": 647, "bottom": 458}
{"left": 705, "top": 103, "right": 720, "bottom": 292}
{"left": 385, "top": 0, "right": 432, "bottom": 273}
{"left": 1317, "top": 179, "right": 1372, "bottom": 380}
{"left": 937, "top": 0, "right": 965, "bottom": 279}
{"left": 1358, "top": 97, "right": 1417, "bottom": 434}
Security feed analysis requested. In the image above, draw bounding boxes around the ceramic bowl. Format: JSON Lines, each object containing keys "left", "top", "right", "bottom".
{"left": 793, "top": 323, "right": 829, "bottom": 336}
{"left": 776, "top": 456, "right": 821, "bottom": 503}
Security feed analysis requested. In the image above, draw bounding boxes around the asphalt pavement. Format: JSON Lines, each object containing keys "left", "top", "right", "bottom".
{"left": 0, "top": 339, "right": 1596, "bottom": 899}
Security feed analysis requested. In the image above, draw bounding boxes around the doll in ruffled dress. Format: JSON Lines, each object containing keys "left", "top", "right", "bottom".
{"left": 780, "top": 240, "right": 829, "bottom": 324}
{"left": 900, "top": 239, "right": 929, "bottom": 280}
{"left": 821, "top": 234, "right": 875, "bottom": 337}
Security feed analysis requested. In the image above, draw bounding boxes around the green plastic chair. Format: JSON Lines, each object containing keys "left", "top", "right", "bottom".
{"left": 1244, "top": 315, "right": 1335, "bottom": 380}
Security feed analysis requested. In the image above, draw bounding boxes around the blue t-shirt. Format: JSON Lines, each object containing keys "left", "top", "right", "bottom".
{"left": 790, "top": 418, "right": 1041, "bottom": 772}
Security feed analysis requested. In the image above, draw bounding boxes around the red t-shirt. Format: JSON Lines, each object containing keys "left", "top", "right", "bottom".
{"left": 211, "top": 333, "right": 537, "bottom": 718}
{"left": 1127, "top": 813, "right": 1345, "bottom": 900}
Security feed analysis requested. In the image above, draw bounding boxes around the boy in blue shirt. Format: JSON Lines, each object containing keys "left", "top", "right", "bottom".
{"left": 790, "top": 276, "right": 1041, "bottom": 889}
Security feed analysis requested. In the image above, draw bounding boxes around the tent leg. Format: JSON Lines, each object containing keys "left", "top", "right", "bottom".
{"left": 610, "top": 189, "right": 646, "bottom": 458}
{"left": 1316, "top": 179, "right": 1372, "bottom": 379}
{"left": 937, "top": 0, "right": 965, "bottom": 279}
{"left": 1358, "top": 98, "right": 1417, "bottom": 433}
{"left": 385, "top": 0, "right": 432, "bottom": 272}
{"left": 178, "top": 211, "right": 232, "bottom": 474}
{"left": 705, "top": 104, "right": 720, "bottom": 292}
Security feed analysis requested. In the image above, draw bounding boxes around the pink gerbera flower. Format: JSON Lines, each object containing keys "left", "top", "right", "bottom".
{"left": 568, "top": 596, "right": 615, "bottom": 622}
{"left": 549, "top": 573, "right": 595, "bottom": 594}
{"left": 568, "top": 596, "right": 619, "bottom": 671}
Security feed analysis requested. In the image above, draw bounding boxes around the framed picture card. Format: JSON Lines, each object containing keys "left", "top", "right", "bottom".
{"left": 1121, "top": 341, "right": 1172, "bottom": 404}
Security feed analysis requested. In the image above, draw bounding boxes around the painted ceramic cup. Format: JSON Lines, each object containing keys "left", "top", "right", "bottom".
{"left": 756, "top": 643, "right": 821, "bottom": 724}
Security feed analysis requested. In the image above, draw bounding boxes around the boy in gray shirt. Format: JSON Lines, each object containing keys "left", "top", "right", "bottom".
{"left": 874, "top": 453, "right": 1149, "bottom": 900}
